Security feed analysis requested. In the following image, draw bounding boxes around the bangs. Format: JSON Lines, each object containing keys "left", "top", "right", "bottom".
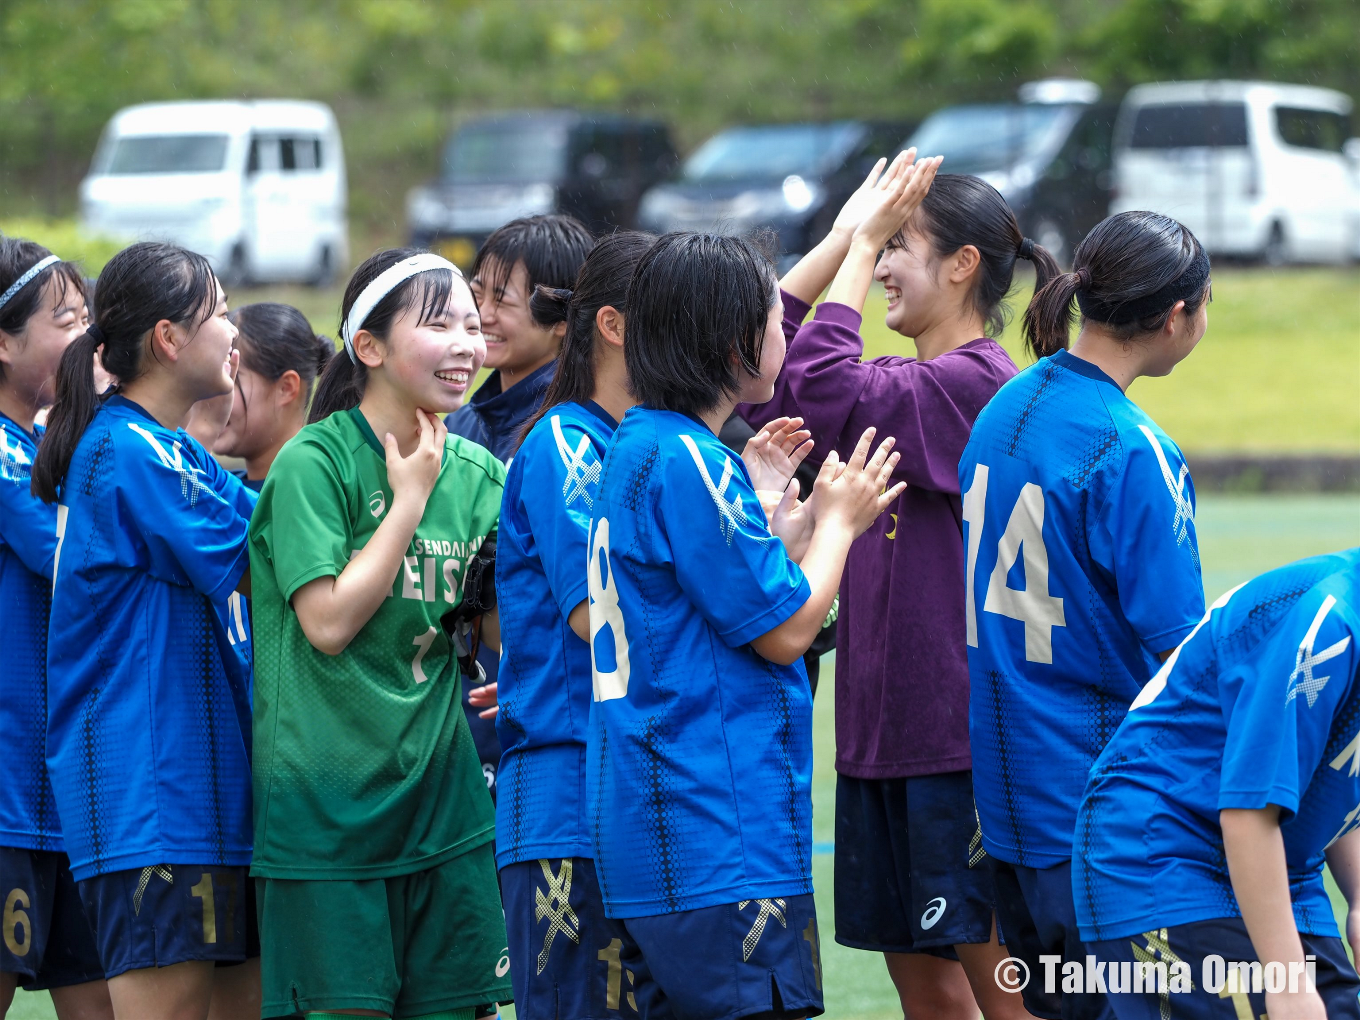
{"left": 394, "top": 268, "right": 457, "bottom": 327}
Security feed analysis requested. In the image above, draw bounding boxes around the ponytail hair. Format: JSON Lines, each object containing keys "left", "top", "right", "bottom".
{"left": 309, "top": 247, "right": 458, "bottom": 423}
{"left": 0, "top": 236, "right": 87, "bottom": 385}
{"left": 903, "top": 173, "right": 1060, "bottom": 340}
{"left": 32, "top": 242, "right": 216, "bottom": 503}
{"left": 520, "top": 231, "right": 656, "bottom": 442}
{"left": 228, "top": 302, "right": 333, "bottom": 414}
{"left": 1022, "top": 211, "right": 1210, "bottom": 360}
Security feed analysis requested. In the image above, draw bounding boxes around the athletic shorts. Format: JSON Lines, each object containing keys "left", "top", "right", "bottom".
{"left": 256, "top": 841, "right": 512, "bottom": 1019}
{"left": 991, "top": 858, "right": 1114, "bottom": 1020}
{"left": 607, "top": 894, "right": 825, "bottom": 1020}
{"left": 503, "top": 856, "right": 628, "bottom": 1019}
{"left": 1090, "top": 918, "right": 1360, "bottom": 1019}
{"left": 834, "top": 771, "right": 995, "bottom": 957}
{"left": 77, "top": 862, "right": 257, "bottom": 979}
{"left": 0, "top": 847, "right": 103, "bottom": 990}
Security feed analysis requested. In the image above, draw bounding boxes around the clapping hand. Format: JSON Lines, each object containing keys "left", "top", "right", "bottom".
{"left": 742, "top": 416, "right": 813, "bottom": 492}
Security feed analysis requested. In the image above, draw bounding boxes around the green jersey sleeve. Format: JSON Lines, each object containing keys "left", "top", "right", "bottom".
{"left": 256, "top": 436, "right": 353, "bottom": 602}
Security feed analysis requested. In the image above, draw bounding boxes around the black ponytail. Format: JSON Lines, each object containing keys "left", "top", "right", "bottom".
{"left": 1022, "top": 211, "right": 1209, "bottom": 360}
{"left": 902, "top": 174, "right": 1059, "bottom": 340}
{"left": 0, "top": 237, "right": 87, "bottom": 385}
{"left": 520, "top": 231, "right": 656, "bottom": 443}
{"left": 309, "top": 247, "right": 459, "bottom": 423}
{"left": 32, "top": 241, "right": 216, "bottom": 503}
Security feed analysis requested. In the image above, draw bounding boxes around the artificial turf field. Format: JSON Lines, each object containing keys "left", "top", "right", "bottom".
{"left": 12, "top": 493, "right": 1360, "bottom": 1019}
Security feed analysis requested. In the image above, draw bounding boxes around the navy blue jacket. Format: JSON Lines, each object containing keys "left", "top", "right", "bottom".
{"left": 444, "top": 362, "right": 556, "bottom": 463}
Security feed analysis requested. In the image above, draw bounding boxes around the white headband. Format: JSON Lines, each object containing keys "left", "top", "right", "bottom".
{"left": 0, "top": 255, "right": 61, "bottom": 316}
{"left": 340, "top": 253, "right": 463, "bottom": 363}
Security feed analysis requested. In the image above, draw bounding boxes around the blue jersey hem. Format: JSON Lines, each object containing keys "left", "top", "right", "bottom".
{"left": 1080, "top": 905, "right": 1340, "bottom": 943}
{"left": 980, "top": 835, "right": 1069, "bottom": 870}
{"left": 69, "top": 847, "right": 253, "bottom": 883}
{"left": 495, "top": 840, "right": 594, "bottom": 871}
{"left": 0, "top": 831, "right": 64, "bottom": 853}
{"left": 601, "top": 877, "right": 814, "bottom": 920}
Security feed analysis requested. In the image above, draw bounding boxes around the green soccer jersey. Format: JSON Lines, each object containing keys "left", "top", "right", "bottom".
{"left": 248, "top": 407, "right": 506, "bottom": 879}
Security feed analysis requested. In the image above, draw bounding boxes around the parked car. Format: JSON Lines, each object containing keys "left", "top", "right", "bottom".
{"left": 80, "top": 100, "right": 348, "bottom": 285}
{"left": 1112, "top": 81, "right": 1357, "bottom": 264}
{"left": 905, "top": 79, "right": 1116, "bottom": 265}
{"left": 407, "top": 110, "right": 677, "bottom": 265}
{"left": 636, "top": 120, "right": 914, "bottom": 271}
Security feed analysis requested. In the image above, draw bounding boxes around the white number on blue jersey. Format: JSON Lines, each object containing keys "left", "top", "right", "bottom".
{"left": 963, "top": 466, "right": 1066, "bottom": 664}
{"left": 588, "top": 517, "right": 630, "bottom": 701}
{"left": 53, "top": 504, "right": 69, "bottom": 584}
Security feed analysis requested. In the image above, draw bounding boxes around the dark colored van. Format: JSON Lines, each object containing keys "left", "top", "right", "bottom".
{"left": 406, "top": 110, "right": 677, "bottom": 265}
{"left": 636, "top": 120, "right": 914, "bottom": 271}
{"left": 906, "top": 80, "right": 1116, "bottom": 264}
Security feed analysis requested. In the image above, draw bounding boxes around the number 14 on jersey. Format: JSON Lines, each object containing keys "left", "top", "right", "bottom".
{"left": 963, "top": 464, "right": 1066, "bottom": 664}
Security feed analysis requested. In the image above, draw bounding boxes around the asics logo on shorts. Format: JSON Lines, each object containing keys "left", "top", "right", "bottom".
{"left": 738, "top": 898, "right": 787, "bottom": 961}
{"left": 921, "top": 896, "right": 947, "bottom": 930}
{"left": 535, "top": 859, "right": 580, "bottom": 973}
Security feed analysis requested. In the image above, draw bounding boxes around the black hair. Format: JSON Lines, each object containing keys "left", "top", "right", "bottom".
{"left": 32, "top": 241, "right": 216, "bottom": 503}
{"left": 520, "top": 231, "right": 656, "bottom": 442}
{"left": 309, "top": 247, "right": 460, "bottom": 423}
{"left": 893, "top": 173, "right": 1060, "bottom": 341}
{"left": 229, "top": 303, "right": 333, "bottom": 413}
{"left": 1023, "top": 211, "right": 1210, "bottom": 359}
{"left": 470, "top": 214, "right": 595, "bottom": 310}
{"left": 0, "top": 236, "right": 87, "bottom": 384}
{"left": 624, "top": 232, "right": 777, "bottom": 416}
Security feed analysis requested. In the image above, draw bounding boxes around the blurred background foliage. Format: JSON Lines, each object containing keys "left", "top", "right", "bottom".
{"left": 1, "top": 0, "right": 1357, "bottom": 240}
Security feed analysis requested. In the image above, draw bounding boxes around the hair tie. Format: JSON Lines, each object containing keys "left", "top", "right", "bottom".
{"left": 1017, "top": 238, "right": 1035, "bottom": 260}
{"left": 87, "top": 323, "right": 106, "bottom": 345}
{"left": 0, "top": 254, "right": 60, "bottom": 316}
{"left": 1075, "top": 267, "right": 1092, "bottom": 290}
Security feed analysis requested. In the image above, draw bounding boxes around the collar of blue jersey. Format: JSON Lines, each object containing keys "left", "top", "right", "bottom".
{"left": 581, "top": 399, "right": 618, "bottom": 430}
{"left": 1049, "top": 348, "right": 1121, "bottom": 389}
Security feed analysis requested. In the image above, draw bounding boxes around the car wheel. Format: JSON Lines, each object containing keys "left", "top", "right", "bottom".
{"left": 310, "top": 244, "right": 336, "bottom": 288}
{"left": 1033, "top": 219, "right": 1069, "bottom": 268}
{"left": 218, "top": 243, "right": 249, "bottom": 288}
{"left": 1262, "top": 222, "right": 1288, "bottom": 267}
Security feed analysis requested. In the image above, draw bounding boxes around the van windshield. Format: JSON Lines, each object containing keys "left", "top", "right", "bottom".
{"left": 103, "top": 135, "right": 231, "bottom": 174}
{"left": 906, "top": 106, "right": 1068, "bottom": 174}
{"left": 681, "top": 124, "right": 864, "bottom": 182}
{"left": 444, "top": 124, "right": 569, "bottom": 184}
{"left": 1129, "top": 103, "right": 1249, "bottom": 148}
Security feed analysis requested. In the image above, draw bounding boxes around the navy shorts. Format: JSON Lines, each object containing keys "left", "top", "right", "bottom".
{"left": 834, "top": 771, "right": 995, "bottom": 957}
{"left": 502, "top": 856, "right": 625, "bottom": 1019}
{"left": 991, "top": 858, "right": 1115, "bottom": 1020}
{"left": 78, "top": 863, "right": 258, "bottom": 978}
{"left": 0, "top": 847, "right": 103, "bottom": 990}
{"left": 1091, "top": 918, "right": 1360, "bottom": 1019}
{"left": 607, "top": 894, "right": 825, "bottom": 1020}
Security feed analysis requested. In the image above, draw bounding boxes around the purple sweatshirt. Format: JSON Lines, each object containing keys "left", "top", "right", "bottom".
{"left": 742, "top": 292, "right": 1018, "bottom": 778}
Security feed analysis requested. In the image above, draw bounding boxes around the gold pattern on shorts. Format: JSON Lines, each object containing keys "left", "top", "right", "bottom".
{"left": 132, "top": 865, "right": 174, "bottom": 916}
{"left": 535, "top": 859, "right": 580, "bottom": 974}
{"left": 1132, "top": 927, "right": 1191, "bottom": 1020}
{"left": 968, "top": 805, "right": 987, "bottom": 868}
{"left": 737, "top": 898, "right": 787, "bottom": 961}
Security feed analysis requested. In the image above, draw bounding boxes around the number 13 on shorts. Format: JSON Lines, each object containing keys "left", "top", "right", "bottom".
{"left": 963, "top": 464, "right": 1066, "bottom": 664}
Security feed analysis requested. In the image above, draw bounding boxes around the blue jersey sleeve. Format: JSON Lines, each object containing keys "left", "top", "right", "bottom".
{"left": 0, "top": 449, "right": 56, "bottom": 579}
{"left": 1091, "top": 426, "right": 1205, "bottom": 655}
{"left": 523, "top": 416, "right": 600, "bottom": 617}
{"left": 659, "top": 433, "right": 810, "bottom": 648}
{"left": 116, "top": 424, "right": 253, "bottom": 605}
{"left": 1220, "top": 588, "right": 1360, "bottom": 817}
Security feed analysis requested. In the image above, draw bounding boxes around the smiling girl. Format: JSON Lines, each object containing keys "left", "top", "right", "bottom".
{"left": 247, "top": 249, "right": 511, "bottom": 1019}
{"left": 0, "top": 238, "right": 112, "bottom": 1020}
{"left": 32, "top": 241, "right": 259, "bottom": 1020}
{"left": 743, "top": 153, "right": 1051, "bottom": 1020}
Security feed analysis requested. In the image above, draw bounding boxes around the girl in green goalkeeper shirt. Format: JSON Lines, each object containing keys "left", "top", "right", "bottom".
{"left": 248, "top": 248, "right": 511, "bottom": 1020}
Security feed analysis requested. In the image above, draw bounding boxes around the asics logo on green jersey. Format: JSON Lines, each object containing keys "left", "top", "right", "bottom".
{"left": 368, "top": 489, "right": 386, "bottom": 517}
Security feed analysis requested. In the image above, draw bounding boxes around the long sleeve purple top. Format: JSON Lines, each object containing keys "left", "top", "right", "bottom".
{"left": 742, "top": 291, "right": 1018, "bottom": 778}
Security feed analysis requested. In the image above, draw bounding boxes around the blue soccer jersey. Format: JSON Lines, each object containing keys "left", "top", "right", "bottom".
{"left": 0, "top": 415, "right": 61, "bottom": 852}
{"left": 587, "top": 407, "right": 813, "bottom": 917}
{"left": 959, "top": 350, "right": 1205, "bottom": 868}
{"left": 495, "top": 400, "right": 617, "bottom": 868}
{"left": 1075, "top": 550, "right": 1360, "bottom": 941}
{"left": 47, "top": 395, "right": 257, "bottom": 881}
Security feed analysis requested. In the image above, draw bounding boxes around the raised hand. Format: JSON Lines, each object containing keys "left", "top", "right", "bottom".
{"left": 852, "top": 153, "right": 944, "bottom": 253}
{"left": 829, "top": 150, "right": 913, "bottom": 239}
{"left": 742, "top": 416, "right": 813, "bottom": 492}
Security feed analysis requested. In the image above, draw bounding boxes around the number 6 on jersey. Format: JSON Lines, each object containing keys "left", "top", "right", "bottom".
{"left": 588, "top": 517, "right": 630, "bottom": 701}
{"left": 963, "top": 464, "right": 1066, "bottom": 664}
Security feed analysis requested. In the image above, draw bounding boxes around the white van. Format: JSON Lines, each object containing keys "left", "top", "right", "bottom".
{"left": 1112, "top": 81, "right": 1357, "bottom": 264}
{"left": 81, "top": 100, "right": 348, "bottom": 284}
